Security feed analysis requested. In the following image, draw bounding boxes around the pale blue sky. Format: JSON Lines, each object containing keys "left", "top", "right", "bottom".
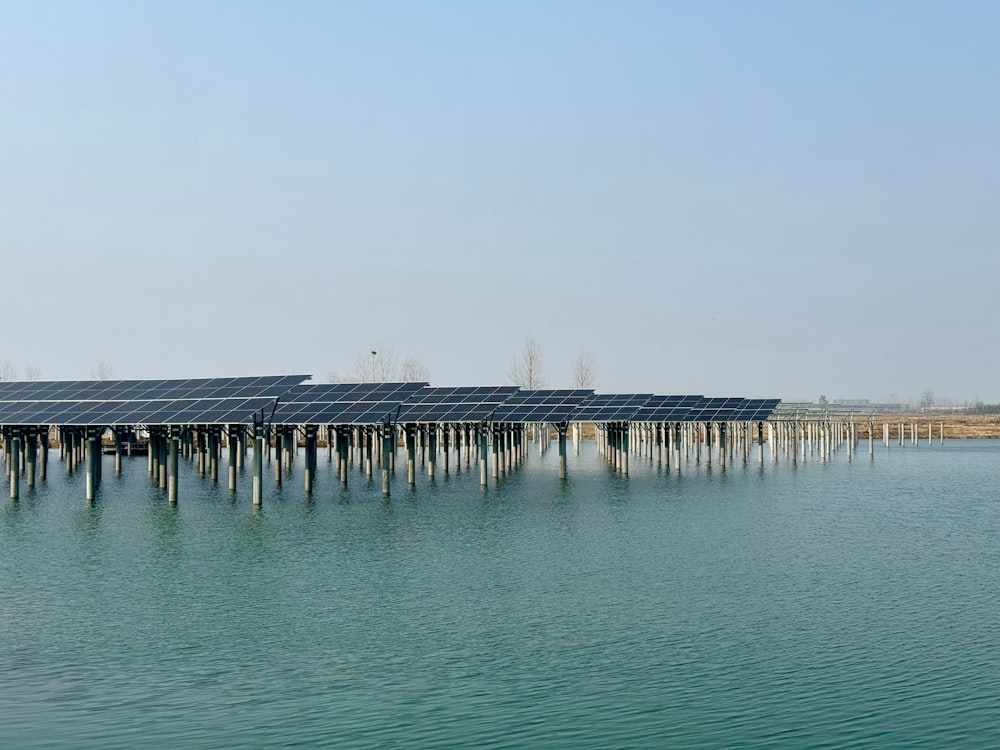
{"left": 1, "top": 1, "right": 997, "bottom": 402}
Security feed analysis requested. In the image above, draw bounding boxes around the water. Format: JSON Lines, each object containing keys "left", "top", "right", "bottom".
{"left": 2, "top": 441, "right": 999, "bottom": 748}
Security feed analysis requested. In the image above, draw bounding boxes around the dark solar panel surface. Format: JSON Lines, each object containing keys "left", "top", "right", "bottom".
{"left": 272, "top": 382, "right": 429, "bottom": 425}
{"left": 396, "top": 386, "right": 521, "bottom": 423}
{"left": 569, "top": 394, "right": 653, "bottom": 422}
{"left": 492, "top": 389, "right": 593, "bottom": 423}
{"left": 731, "top": 398, "right": 782, "bottom": 421}
{"left": 0, "top": 376, "right": 782, "bottom": 427}
{"left": 685, "top": 396, "right": 745, "bottom": 422}
{"left": 0, "top": 397, "right": 279, "bottom": 426}
{"left": 0, "top": 375, "right": 305, "bottom": 402}
{"left": 632, "top": 394, "right": 704, "bottom": 422}
{"left": 0, "top": 376, "right": 305, "bottom": 426}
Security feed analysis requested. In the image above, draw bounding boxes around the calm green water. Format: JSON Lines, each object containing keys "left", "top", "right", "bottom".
{"left": 2, "top": 440, "right": 999, "bottom": 748}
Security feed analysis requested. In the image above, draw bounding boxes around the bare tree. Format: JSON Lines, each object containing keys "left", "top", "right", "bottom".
{"left": 572, "top": 351, "right": 595, "bottom": 390}
{"left": 398, "top": 357, "right": 430, "bottom": 382}
{"left": 24, "top": 364, "right": 42, "bottom": 381}
{"left": 326, "top": 371, "right": 348, "bottom": 383}
{"left": 920, "top": 389, "right": 935, "bottom": 410}
{"left": 0, "top": 361, "right": 17, "bottom": 381}
{"left": 355, "top": 346, "right": 398, "bottom": 383}
{"left": 508, "top": 337, "right": 544, "bottom": 389}
{"left": 92, "top": 361, "right": 114, "bottom": 380}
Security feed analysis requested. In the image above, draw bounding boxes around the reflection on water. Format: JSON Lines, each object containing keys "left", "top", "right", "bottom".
{"left": 1, "top": 442, "right": 1000, "bottom": 748}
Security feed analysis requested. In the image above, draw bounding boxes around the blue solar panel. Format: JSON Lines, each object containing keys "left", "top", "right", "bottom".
{"left": 271, "top": 382, "right": 429, "bottom": 425}
{"left": 570, "top": 394, "right": 653, "bottom": 422}
{"left": 0, "top": 376, "right": 307, "bottom": 426}
{"left": 633, "top": 394, "right": 703, "bottom": 422}
{"left": 493, "top": 389, "right": 593, "bottom": 423}
{"left": 396, "top": 386, "right": 520, "bottom": 424}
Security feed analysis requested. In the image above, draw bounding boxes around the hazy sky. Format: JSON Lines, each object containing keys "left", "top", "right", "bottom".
{"left": 1, "top": 1, "right": 997, "bottom": 403}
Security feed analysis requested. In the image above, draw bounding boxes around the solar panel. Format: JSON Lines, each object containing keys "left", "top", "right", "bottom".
{"left": 0, "top": 376, "right": 307, "bottom": 427}
{"left": 395, "top": 386, "right": 520, "bottom": 424}
{"left": 492, "top": 389, "right": 594, "bottom": 423}
{"left": 569, "top": 394, "right": 653, "bottom": 422}
{"left": 632, "top": 394, "right": 703, "bottom": 422}
{"left": 271, "top": 382, "right": 429, "bottom": 425}
{"left": 0, "top": 375, "right": 306, "bottom": 403}
{"left": 729, "top": 398, "right": 782, "bottom": 421}
{"left": 680, "top": 397, "right": 782, "bottom": 422}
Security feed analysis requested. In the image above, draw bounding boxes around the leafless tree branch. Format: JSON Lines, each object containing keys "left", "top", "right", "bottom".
{"left": 508, "top": 337, "right": 544, "bottom": 389}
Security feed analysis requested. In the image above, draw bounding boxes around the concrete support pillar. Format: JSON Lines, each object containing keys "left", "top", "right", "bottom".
{"left": 364, "top": 427, "right": 373, "bottom": 480}
{"left": 381, "top": 425, "right": 391, "bottom": 497}
{"left": 491, "top": 427, "right": 500, "bottom": 479}
{"left": 442, "top": 427, "right": 450, "bottom": 474}
{"left": 113, "top": 429, "right": 122, "bottom": 476}
{"left": 197, "top": 429, "right": 206, "bottom": 475}
{"left": 228, "top": 426, "right": 238, "bottom": 491}
{"left": 62, "top": 431, "right": 72, "bottom": 475}
{"left": 25, "top": 428, "right": 36, "bottom": 488}
{"left": 210, "top": 428, "right": 219, "bottom": 483}
{"left": 86, "top": 428, "right": 100, "bottom": 502}
{"left": 426, "top": 426, "right": 436, "bottom": 479}
{"left": 9, "top": 431, "right": 21, "bottom": 499}
{"left": 281, "top": 428, "right": 291, "bottom": 471}
{"left": 168, "top": 428, "right": 179, "bottom": 503}
{"left": 406, "top": 425, "right": 416, "bottom": 486}
{"left": 498, "top": 427, "right": 506, "bottom": 475}
{"left": 557, "top": 423, "right": 567, "bottom": 479}
{"left": 252, "top": 423, "right": 263, "bottom": 506}
{"left": 479, "top": 424, "right": 488, "bottom": 487}
{"left": 339, "top": 428, "right": 349, "bottom": 485}
{"left": 304, "top": 425, "right": 317, "bottom": 493}
{"left": 40, "top": 430, "right": 49, "bottom": 481}
{"left": 274, "top": 428, "right": 284, "bottom": 485}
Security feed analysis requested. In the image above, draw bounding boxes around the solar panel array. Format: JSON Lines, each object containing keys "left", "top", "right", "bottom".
{"left": 273, "top": 382, "right": 428, "bottom": 426}
{"left": 0, "top": 376, "right": 304, "bottom": 402}
{"left": 395, "top": 386, "right": 521, "bottom": 424}
{"left": 685, "top": 397, "right": 746, "bottom": 423}
{"left": 632, "top": 394, "right": 704, "bottom": 422}
{"left": 770, "top": 401, "right": 863, "bottom": 418}
{"left": 492, "top": 389, "right": 594, "bottom": 424}
{"left": 731, "top": 398, "right": 782, "bottom": 421}
{"left": 569, "top": 394, "right": 655, "bottom": 423}
{"left": 0, "top": 375, "right": 781, "bottom": 428}
{"left": 0, "top": 376, "right": 305, "bottom": 427}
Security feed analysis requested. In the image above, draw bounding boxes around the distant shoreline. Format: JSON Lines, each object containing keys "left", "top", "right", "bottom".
{"left": 852, "top": 413, "right": 1000, "bottom": 440}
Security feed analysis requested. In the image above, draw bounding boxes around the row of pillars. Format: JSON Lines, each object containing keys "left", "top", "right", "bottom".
{"left": 598, "top": 421, "right": 772, "bottom": 474}
{"left": 3, "top": 426, "right": 49, "bottom": 499}
{"left": 769, "top": 420, "right": 853, "bottom": 462}
{"left": 3, "top": 419, "right": 582, "bottom": 504}
{"left": 880, "top": 422, "right": 945, "bottom": 447}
